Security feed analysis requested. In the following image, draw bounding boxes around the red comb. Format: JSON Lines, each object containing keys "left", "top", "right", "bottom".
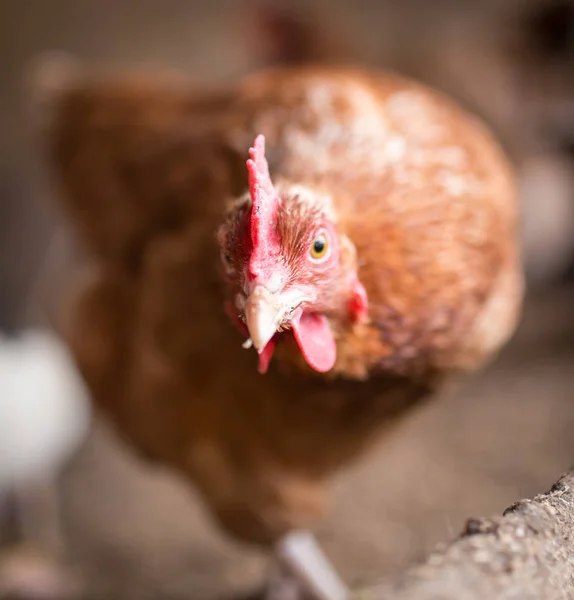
{"left": 246, "top": 135, "right": 281, "bottom": 281}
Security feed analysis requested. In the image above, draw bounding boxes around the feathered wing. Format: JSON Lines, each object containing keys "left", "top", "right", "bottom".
{"left": 33, "top": 62, "right": 250, "bottom": 418}
{"left": 34, "top": 62, "right": 247, "bottom": 269}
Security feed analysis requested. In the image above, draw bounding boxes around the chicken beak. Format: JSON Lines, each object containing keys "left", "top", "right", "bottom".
{"left": 245, "top": 285, "right": 285, "bottom": 353}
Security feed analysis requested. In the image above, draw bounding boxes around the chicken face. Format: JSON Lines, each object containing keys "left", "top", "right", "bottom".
{"left": 217, "top": 135, "right": 368, "bottom": 374}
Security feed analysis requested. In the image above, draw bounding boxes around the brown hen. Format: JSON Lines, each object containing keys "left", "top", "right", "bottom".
{"left": 37, "top": 63, "right": 523, "bottom": 599}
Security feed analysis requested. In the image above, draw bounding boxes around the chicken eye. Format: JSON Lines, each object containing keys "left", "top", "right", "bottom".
{"left": 221, "top": 251, "right": 234, "bottom": 272}
{"left": 310, "top": 233, "right": 329, "bottom": 261}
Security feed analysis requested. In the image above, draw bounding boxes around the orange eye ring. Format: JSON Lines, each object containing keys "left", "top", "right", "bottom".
{"left": 310, "top": 232, "right": 329, "bottom": 261}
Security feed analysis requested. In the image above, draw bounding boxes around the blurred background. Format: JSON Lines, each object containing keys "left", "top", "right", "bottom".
{"left": 0, "top": 0, "right": 573, "bottom": 598}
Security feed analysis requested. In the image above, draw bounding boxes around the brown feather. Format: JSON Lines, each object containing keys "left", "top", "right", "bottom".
{"left": 39, "top": 64, "right": 523, "bottom": 545}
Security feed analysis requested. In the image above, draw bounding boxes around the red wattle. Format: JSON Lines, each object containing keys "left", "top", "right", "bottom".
{"left": 258, "top": 339, "right": 276, "bottom": 374}
{"left": 291, "top": 311, "right": 336, "bottom": 373}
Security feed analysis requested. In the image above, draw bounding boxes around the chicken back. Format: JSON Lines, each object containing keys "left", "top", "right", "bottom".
{"left": 41, "top": 65, "right": 523, "bottom": 545}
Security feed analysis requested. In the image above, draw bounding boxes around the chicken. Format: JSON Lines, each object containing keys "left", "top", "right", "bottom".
{"left": 36, "top": 62, "right": 523, "bottom": 598}
{"left": 0, "top": 329, "right": 90, "bottom": 599}
{"left": 0, "top": 330, "right": 90, "bottom": 490}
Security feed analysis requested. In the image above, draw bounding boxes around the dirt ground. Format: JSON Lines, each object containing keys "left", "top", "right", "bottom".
{"left": 53, "top": 285, "right": 574, "bottom": 600}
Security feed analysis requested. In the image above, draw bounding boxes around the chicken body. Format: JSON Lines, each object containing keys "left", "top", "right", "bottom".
{"left": 42, "top": 65, "right": 522, "bottom": 549}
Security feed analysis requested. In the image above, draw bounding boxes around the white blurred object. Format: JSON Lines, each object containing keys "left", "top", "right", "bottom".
{"left": 0, "top": 330, "right": 91, "bottom": 491}
{"left": 519, "top": 154, "right": 574, "bottom": 285}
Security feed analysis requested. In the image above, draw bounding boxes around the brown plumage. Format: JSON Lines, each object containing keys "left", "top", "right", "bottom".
{"left": 39, "top": 65, "right": 523, "bottom": 550}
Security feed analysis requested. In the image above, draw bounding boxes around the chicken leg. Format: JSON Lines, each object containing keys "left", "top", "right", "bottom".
{"left": 266, "top": 531, "right": 349, "bottom": 600}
